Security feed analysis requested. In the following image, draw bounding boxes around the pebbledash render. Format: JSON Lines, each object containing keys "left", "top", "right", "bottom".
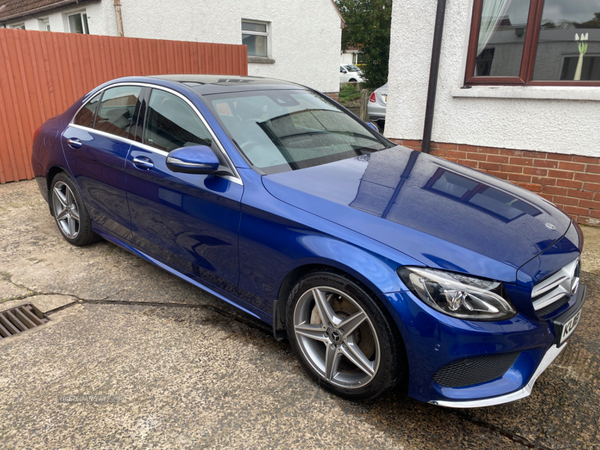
{"left": 386, "top": 0, "right": 600, "bottom": 227}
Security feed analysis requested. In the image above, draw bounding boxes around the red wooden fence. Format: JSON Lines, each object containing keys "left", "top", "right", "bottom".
{"left": 0, "top": 29, "right": 248, "bottom": 183}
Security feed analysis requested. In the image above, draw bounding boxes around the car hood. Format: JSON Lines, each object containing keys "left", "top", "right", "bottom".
{"left": 262, "top": 146, "right": 572, "bottom": 282}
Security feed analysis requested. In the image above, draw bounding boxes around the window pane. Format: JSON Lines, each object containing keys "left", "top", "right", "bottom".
{"left": 74, "top": 93, "right": 101, "bottom": 128}
{"left": 532, "top": 0, "right": 600, "bottom": 81}
{"left": 94, "top": 86, "right": 141, "bottom": 140}
{"left": 144, "top": 90, "right": 212, "bottom": 152}
{"left": 243, "top": 34, "right": 268, "bottom": 57}
{"left": 69, "top": 14, "right": 83, "bottom": 33}
{"left": 473, "top": 0, "right": 531, "bottom": 77}
{"left": 242, "top": 22, "right": 267, "bottom": 32}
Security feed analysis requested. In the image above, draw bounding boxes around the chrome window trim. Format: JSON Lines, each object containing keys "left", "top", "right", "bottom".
{"left": 429, "top": 344, "right": 566, "bottom": 408}
{"left": 70, "top": 123, "right": 168, "bottom": 156}
{"left": 69, "top": 82, "right": 243, "bottom": 185}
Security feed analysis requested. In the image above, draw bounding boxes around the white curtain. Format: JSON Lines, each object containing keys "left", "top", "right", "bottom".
{"left": 477, "top": 0, "right": 513, "bottom": 56}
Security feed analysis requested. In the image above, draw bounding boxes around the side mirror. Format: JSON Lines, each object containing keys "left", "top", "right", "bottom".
{"left": 166, "top": 145, "right": 220, "bottom": 174}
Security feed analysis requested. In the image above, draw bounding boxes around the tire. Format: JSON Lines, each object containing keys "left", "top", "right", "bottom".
{"left": 286, "top": 270, "right": 406, "bottom": 401}
{"left": 50, "top": 172, "right": 100, "bottom": 246}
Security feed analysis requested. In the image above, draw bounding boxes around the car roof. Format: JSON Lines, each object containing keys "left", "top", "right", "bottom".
{"left": 148, "top": 74, "right": 305, "bottom": 95}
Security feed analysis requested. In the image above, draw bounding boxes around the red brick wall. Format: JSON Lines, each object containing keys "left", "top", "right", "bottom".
{"left": 324, "top": 92, "right": 340, "bottom": 102}
{"left": 390, "top": 139, "right": 600, "bottom": 227}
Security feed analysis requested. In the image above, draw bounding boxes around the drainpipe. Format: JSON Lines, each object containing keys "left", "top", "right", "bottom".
{"left": 114, "top": 0, "right": 124, "bottom": 37}
{"left": 421, "top": 0, "right": 448, "bottom": 154}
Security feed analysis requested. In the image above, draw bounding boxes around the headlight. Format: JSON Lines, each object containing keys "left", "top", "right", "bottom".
{"left": 398, "top": 267, "right": 516, "bottom": 321}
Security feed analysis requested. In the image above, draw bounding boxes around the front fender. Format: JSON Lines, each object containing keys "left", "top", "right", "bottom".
{"left": 236, "top": 168, "right": 420, "bottom": 316}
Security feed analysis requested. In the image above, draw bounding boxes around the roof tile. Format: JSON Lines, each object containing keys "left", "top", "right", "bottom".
{"left": 0, "top": 0, "right": 94, "bottom": 21}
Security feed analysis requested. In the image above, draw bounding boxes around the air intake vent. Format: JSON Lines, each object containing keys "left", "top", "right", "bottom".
{"left": 433, "top": 352, "right": 520, "bottom": 388}
{"left": 0, "top": 303, "right": 49, "bottom": 339}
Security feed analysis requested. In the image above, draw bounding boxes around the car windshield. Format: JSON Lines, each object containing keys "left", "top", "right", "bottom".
{"left": 206, "top": 89, "right": 391, "bottom": 174}
{"left": 345, "top": 64, "right": 361, "bottom": 72}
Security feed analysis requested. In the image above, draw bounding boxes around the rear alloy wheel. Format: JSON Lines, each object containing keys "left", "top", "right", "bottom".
{"left": 287, "top": 271, "right": 405, "bottom": 400}
{"left": 51, "top": 173, "right": 99, "bottom": 246}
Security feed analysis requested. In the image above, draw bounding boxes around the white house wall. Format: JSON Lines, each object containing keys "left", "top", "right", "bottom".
{"left": 386, "top": 0, "right": 600, "bottom": 158}
{"left": 100, "top": 0, "right": 341, "bottom": 93}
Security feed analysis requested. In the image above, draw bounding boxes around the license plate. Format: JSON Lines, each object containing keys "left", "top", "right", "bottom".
{"left": 559, "top": 309, "right": 582, "bottom": 345}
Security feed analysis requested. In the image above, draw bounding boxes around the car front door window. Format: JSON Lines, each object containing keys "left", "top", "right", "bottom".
{"left": 143, "top": 89, "right": 213, "bottom": 152}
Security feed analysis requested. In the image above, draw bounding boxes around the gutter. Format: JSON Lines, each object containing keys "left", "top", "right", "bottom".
{"left": 0, "top": 0, "right": 93, "bottom": 23}
{"left": 421, "top": 0, "right": 448, "bottom": 154}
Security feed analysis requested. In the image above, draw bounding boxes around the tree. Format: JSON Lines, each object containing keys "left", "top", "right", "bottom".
{"left": 336, "top": 0, "right": 392, "bottom": 89}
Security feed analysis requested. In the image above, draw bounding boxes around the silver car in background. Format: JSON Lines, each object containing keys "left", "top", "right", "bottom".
{"left": 368, "top": 83, "right": 387, "bottom": 132}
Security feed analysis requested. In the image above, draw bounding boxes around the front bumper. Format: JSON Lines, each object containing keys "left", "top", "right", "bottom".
{"left": 385, "top": 283, "right": 586, "bottom": 407}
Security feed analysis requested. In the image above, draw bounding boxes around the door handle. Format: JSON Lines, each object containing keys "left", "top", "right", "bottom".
{"left": 66, "top": 138, "right": 82, "bottom": 149}
{"left": 133, "top": 156, "right": 154, "bottom": 170}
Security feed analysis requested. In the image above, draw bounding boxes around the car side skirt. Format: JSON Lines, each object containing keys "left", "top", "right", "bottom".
{"left": 94, "top": 227, "right": 271, "bottom": 324}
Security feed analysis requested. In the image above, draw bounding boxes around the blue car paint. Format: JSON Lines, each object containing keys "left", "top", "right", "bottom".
{"left": 235, "top": 167, "right": 421, "bottom": 313}
{"left": 262, "top": 147, "right": 572, "bottom": 282}
{"left": 388, "top": 290, "right": 554, "bottom": 402}
{"left": 61, "top": 125, "right": 133, "bottom": 238}
{"left": 166, "top": 146, "right": 220, "bottom": 172}
{"left": 125, "top": 144, "right": 243, "bottom": 294}
{"left": 31, "top": 76, "right": 586, "bottom": 406}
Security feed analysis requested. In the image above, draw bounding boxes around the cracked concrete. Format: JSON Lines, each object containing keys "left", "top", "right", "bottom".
{"left": 1, "top": 179, "right": 599, "bottom": 449}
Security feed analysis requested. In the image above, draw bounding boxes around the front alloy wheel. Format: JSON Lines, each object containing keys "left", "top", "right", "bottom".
{"left": 287, "top": 271, "right": 405, "bottom": 400}
{"left": 294, "top": 286, "right": 380, "bottom": 388}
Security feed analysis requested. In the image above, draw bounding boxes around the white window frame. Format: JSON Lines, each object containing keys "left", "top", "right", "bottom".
{"left": 39, "top": 18, "right": 51, "bottom": 31}
{"left": 9, "top": 23, "right": 26, "bottom": 29}
{"left": 242, "top": 19, "right": 272, "bottom": 62}
{"left": 66, "top": 10, "right": 89, "bottom": 34}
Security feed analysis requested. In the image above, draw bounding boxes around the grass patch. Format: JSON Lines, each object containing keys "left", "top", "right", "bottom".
{"left": 339, "top": 84, "right": 361, "bottom": 103}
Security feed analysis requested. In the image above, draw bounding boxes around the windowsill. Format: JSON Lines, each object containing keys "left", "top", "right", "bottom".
{"left": 248, "top": 56, "right": 276, "bottom": 64}
{"left": 451, "top": 85, "right": 600, "bottom": 101}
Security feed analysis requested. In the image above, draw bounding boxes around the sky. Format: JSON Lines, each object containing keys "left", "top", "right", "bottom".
{"left": 497, "top": 0, "right": 600, "bottom": 26}
{"left": 541, "top": 0, "right": 600, "bottom": 24}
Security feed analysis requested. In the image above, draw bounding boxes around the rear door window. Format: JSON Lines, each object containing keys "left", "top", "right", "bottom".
{"left": 143, "top": 89, "right": 212, "bottom": 152}
{"left": 94, "top": 86, "right": 142, "bottom": 140}
{"left": 74, "top": 92, "right": 101, "bottom": 128}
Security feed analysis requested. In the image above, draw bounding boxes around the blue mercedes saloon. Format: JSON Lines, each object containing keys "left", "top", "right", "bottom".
{"left": 32, "top": 75, "right": 586, "bottom": 406}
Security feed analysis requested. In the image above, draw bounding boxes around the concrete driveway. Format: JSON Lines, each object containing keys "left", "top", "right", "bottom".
{"left": 1, "top": 180, "right": 599, "bottom": 449}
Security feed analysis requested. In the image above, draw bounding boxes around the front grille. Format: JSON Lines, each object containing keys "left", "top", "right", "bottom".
{"left": 532, "top": 258, "right": 580, "bottom": 318}
{"left": 0, "top": 303, "right": 49, "bottom": 339}
{"left": 433, "top": 352, "right": 520, "bottom": 388}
